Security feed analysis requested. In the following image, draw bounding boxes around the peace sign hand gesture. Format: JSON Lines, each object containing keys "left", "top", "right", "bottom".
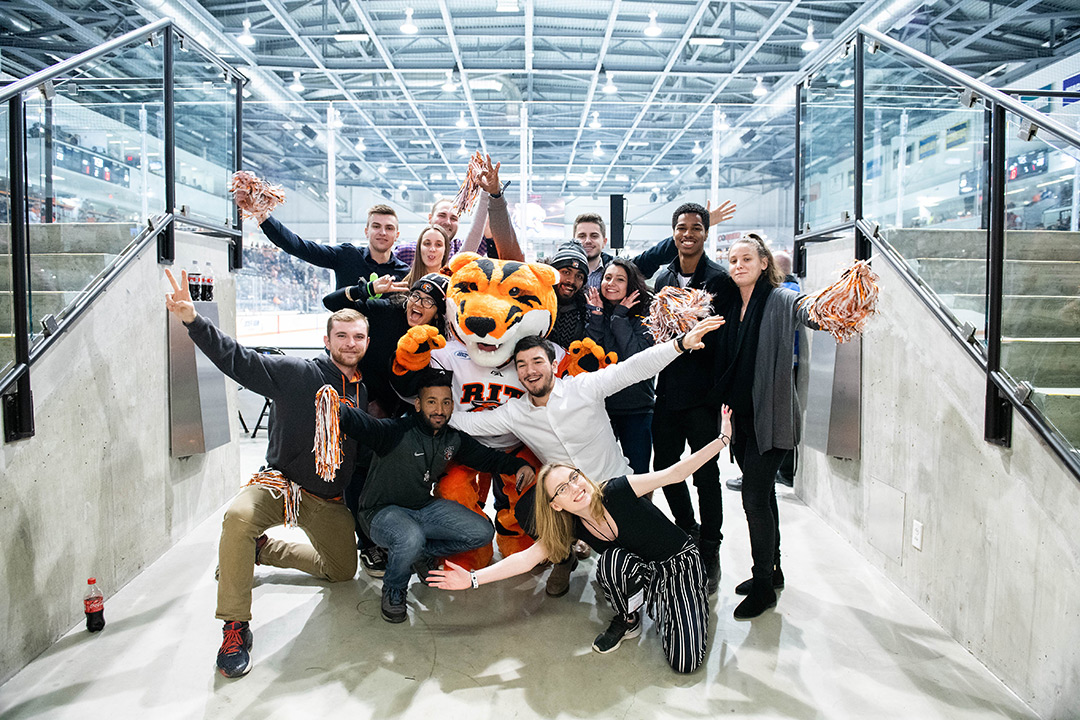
{"left": 165, "top": 269, "right": 197, "bottom": 324}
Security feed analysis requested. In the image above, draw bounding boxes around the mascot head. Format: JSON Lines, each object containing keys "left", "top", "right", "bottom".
{"left": 446, "top": 252, "right": 558, "bottom": 367}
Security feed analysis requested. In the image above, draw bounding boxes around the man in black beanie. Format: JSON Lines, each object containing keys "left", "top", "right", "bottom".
{"left": 547, "top": 241, "right": 590, "bottom": 350}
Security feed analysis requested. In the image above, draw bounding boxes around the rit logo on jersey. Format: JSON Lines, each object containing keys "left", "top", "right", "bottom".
{"left": 461, "top": 382, "right": 524, "bottom": 412}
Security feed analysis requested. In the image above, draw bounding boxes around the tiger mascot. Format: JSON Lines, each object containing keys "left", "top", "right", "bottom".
{"left": 393, "top": 252, "right": 614, "bottom": 569}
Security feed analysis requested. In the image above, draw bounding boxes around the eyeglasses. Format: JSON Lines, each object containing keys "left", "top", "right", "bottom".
{"left": 406, "top": 291, "right": 436, "bottom": 308}
{"left": 553, "top": 469, "right": 583, "bottom": 498}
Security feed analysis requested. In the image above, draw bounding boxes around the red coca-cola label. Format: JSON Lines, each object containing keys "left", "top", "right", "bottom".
{"left": 84, "top": 597, "right": 104, "bottom": 613}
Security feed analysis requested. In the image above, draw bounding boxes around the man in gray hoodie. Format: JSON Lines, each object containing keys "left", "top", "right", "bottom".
{"left": 166, "top": 270, "right": 369, "bottom": 679}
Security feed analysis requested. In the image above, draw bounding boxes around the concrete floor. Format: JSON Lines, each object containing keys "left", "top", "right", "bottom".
{"left": 0, "top": 435, "right": 1038, "bottom": 720}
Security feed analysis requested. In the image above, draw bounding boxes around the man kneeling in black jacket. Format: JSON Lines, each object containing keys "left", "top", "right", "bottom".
{"left": 339, "top": 369, "right": 533, "bottom": 623}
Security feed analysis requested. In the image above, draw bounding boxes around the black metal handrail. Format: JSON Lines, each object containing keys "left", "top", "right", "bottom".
{"left": 2, "top": 19, "right": 245, "bottom": 442}
{"left": 860, "top": 26, "right": 1080, "bottom": 151}
{"left": 793, "top": 22, "right": 1080, "bottom": 481}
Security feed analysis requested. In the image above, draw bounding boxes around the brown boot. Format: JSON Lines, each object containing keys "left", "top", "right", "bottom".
{"left": 545, "top": 554, "right": 579, "bottom": 597}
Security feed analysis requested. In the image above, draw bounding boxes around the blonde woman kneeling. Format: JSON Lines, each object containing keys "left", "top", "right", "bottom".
{"left": 429, "top": 427, "right": 731, "bottom": 673}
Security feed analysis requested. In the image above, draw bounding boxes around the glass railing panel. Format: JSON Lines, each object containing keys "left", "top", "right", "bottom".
{"left": 21, "top": 35, "right": 164, "bottom": 343}
{"left": 1, "top": 101, "right": 14, "bottom": 377}
{"left": 237, "top": 99, "right": 341, "bottom": 327}
{"left": 800, "top": 47, "right": 854, "bottom": 232}
{"left": 1000, "top": 115, "right": 1080, "bottom": 449}
{"left": 863, "top": 43, "right": 990, "bottom": 349}
{"left": 173, "top": 33, "right": 236, "bottom": 227}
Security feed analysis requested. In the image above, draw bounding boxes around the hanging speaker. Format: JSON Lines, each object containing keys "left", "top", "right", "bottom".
{"left": 609, "top": 194, "right": 625, "bottom": 249}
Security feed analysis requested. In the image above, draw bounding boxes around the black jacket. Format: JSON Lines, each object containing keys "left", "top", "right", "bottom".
{"left": 339, "top": 410, "right": 528, "bottom": 528}
{"left": 652, "top": 254, "right": 734, "bottom": 413}
{"left": 589, "top": 236, "right": 678, "bottom": 288}
{"left": 185, "top": 314, "right": 365, "bottom": 498}
{"left": 585, "top": 304, "right": 656, "bottom": 414}
{"left": 259, "top": 216, "right": 409, "bottom": 289}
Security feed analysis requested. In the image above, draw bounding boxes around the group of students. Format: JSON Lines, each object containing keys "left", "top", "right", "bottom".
{"left": 172, "top": 157, "right": 819, "bottom": 679}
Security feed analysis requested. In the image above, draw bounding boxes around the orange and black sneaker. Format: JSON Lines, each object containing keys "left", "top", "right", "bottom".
{"left": 216, "top": 620, "right": 253, "bottom": 678}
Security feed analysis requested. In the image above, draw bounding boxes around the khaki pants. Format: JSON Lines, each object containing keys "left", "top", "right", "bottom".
{"left": 216, "top": 484, "right": 357, "bottom": 622}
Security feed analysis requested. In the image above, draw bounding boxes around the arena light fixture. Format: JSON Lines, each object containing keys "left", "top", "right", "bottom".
{"left": 801, "top": 22, "right": 820, "bottom": 52}
{"left": 692, "top": 140, "right": 702, "bottom": 155}
{"left": 442, "top": 68, "right": 458, "bottom": 93}
{"left": 593, "top": 140, "right": 604, "bottom": 158}
{"left": 644, "top": 10, "right": 661, "bottom": 37}
{"left": 456, "top": 110, "right": 468, "bottom": 128}
{"left": 590, "top": 111, "right": 601, "bottom": 129}
{"left": 753, "top": 76, "right": 767, "bottom": 97}
{"left": 601, "top": 68, "right": 617, "bottom": 95}
{"left": 288, "top": 70, "right": 304, "bottom": 93}
{"left": 718, "top": 112, "right": 730, "bottom": 130}
{"left": 401, "top": 8, "right": 418, "bottom": 35}
{"left": 458, "top": 139, "right": 468, "bottom": 155}
{"left": 238, "top": 18, "right": 256, "bottom": 47}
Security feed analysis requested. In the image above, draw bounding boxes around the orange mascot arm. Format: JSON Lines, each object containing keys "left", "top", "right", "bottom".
{"left": 392, "top": 325, "right": 447, "bottom": 376}
{"left": 556, "top": 338, "right": 618, "bottom": 377}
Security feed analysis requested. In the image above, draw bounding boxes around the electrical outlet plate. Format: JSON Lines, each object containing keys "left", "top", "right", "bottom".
{"left": 912, "top": 520, "right": 923, "bottom": 551}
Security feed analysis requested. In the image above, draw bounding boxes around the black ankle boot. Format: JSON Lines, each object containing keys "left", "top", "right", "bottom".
{"left": 733, "top": 580, "right": 777, "bottom": 620}
{"left": 735, "top": 566, "right": 784, "bottom": 595}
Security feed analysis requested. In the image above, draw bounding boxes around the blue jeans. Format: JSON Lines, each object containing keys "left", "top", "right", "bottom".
{"left": 610, "top": 411, "right": 653, "bottom": 475}
{"left": 368, "top": 500, "right": 494, "bottom": 592}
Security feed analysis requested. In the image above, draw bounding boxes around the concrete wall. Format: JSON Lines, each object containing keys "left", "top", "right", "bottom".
{"left": 798, "top": 238, "right": 1080, "bottom": 719}
{"left": 0, "top": 230, "right": 240, "bottom": 684}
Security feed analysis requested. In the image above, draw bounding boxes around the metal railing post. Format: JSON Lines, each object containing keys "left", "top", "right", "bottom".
{"left": 230, "top": 74, "right": 244, "bottom": 271}
{"left": 160, "top": 28, "right": 175, "bottom": 264}
{"left": 793, "top": 80, "right": 805, "bottom": 276}
{"left": 3, "top": 94, "right": 36, "bottom": 441}
{"left": 984, "top": 103, "right": 1012, "bottom": 446}
{"left": 854, "top": 33, "right": 870, "bottom": 261}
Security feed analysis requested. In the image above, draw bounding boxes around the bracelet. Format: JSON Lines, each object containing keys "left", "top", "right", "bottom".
{"left": 344, "top": 285, "right": 355, "bottom": 302}
{"left": 675, "top": 334, "right": 688, "bottom": 353}
{"left": 719, "top": 433, "right": 731, "bottom": 445}
{"left": 470, "top": 570, "right": 479, "bottom": 589}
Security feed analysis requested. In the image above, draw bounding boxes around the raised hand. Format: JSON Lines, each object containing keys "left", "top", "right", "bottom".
{"left": 428, "top": 560, "right": 471, "bottom": 591}
{"left": 620, "top": 289, "right": 640, "bottom": 310}
{"left": 586, "top": 286, "right": 603, "bottom": 314}
{"left": 164, "top": 269, "right": 197, "bottom": 324}
{"left": 477, "top": 154, "right": 502, "bottom": 196}
{"left": 372, "top": 275, "right": 410, "bottom": 295}
{"left": 707, "top": 199, "right": 737, "bottom": 227}
{"left": 392, "top": 324, "right": 446, "bottom": 375}
{"left": 682, "top": 315, "right": 725, "bottom": 350}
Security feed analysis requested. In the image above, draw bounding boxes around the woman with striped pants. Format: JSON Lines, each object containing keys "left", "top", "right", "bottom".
{"left": 429, "top": 426, "right": 731, "bottom": 673}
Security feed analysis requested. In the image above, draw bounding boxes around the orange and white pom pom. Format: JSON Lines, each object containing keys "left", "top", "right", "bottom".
{"left": 646, "top": 286, "right": 715, "bottom": 343}
{"left": 452, "top": 151, "right": 484, "bottom": 214}
{"left": 799, "top": 260, "right": 880, "bottom": 343}
{"left": 313, "top": 385, "right": 342, "bottom": 482}
{"left": 229, "top": 170, "right": 287, "bottom": 220}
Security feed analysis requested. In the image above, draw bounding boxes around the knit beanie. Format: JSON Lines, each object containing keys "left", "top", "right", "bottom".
{"left": 550, "top": 241, "right": 589, "bottom": 277}
{"left": 412, "top": 272, "right": 449, "bottom": 308}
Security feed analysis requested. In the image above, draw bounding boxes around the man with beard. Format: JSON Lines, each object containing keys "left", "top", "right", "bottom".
{"left": 446, "top": 318, "right": 724, "bottom": 595}
{"left": 338, "top": 369, "right": 534, "bottom": 624}
{"left": 165, "top": 270, "right": 369, "bottom": 679}
{"left": 547, "top": 241, "right": 591, "bottom": 349}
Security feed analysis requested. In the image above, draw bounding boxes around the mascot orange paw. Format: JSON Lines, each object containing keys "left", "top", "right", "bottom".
{"left": 392, "top": 324, "right": 446, "bottom": 375}
{"left": 556, "top": 338, "right": 617, "bottom": 377}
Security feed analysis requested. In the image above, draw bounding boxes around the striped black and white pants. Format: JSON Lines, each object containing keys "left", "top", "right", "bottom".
{"left": 594, "top": 539, "right": 709, "bottom": 673}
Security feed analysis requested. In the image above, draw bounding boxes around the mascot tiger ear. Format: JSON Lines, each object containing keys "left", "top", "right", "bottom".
{"left": 449, "top": 252, "right": 482, "bottom": 273}
{"left": 529, "top": 262, "right": 557, "bottom": 287}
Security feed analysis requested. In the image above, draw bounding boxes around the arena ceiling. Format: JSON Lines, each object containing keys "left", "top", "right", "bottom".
{"left": 3, "top": 0, "right": 1078, "bottom": 200}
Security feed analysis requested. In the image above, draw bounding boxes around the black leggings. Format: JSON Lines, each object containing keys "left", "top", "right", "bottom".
{"left": 731, "top": 413, "right": 785, "bottom": 581}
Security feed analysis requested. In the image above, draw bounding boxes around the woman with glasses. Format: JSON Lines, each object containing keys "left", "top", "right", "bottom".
{"left": 324, "top": 272, "right": 449, "bottom": 418}
{"left": 429, "top": 422, "right": 731, "bottom": 674}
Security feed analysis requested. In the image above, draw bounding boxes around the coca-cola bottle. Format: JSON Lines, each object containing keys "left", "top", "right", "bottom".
{"left": 188, "top": 260, "right": 203, "bottom": 300}
{"left": 84, "top": 578, "right": 105, "bottom": 632}
{"left": 203, "top": 261, "right": 215, "bottom": 302}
